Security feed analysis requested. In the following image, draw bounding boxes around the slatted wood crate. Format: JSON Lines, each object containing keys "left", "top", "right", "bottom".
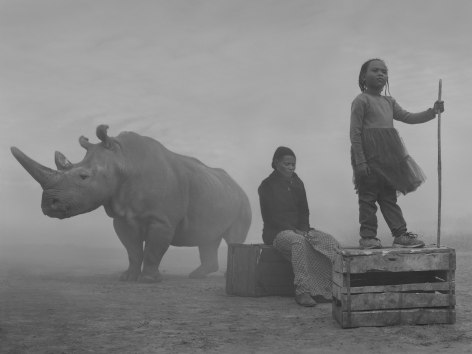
{"left": 332, "top": 247, "right": 455, "bottom": 328}
{"left": 226, "top": 243, "right": 295, "bottom": 297}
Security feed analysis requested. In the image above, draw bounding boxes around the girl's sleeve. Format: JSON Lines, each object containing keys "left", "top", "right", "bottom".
{"left": 350, "top": 97, "right": 367, "bottom": 165}
{"left": 392, "top": 98, "right": 436, "bottom": 124}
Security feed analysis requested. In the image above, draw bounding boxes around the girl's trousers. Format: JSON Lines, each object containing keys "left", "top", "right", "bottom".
{"left": 357, "top": 172, "right": 407, "bottom": 239}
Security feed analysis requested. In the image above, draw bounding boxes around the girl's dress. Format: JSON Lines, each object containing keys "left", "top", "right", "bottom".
{"left": 350, "top": 93, "right": 435, "bottom": 195}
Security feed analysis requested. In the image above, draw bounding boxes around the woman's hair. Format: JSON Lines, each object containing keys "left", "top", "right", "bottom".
{"left": 358, "top": 58, "right": 391, "bottom": 95}
{"left": 271, "top": 146, "right": 295, "bottom": 169}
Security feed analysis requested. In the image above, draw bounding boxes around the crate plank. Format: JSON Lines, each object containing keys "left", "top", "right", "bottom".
{"left": 333, "top": 247, "right": 455, "bottom": 274}
{"left": 332, "top": 306, "right": 456, "bottom": 328}
{"left": 333, "top": 281, "right": 453, "bottom": 294}
{"left": 333, "top": 288, "right": 455, "bottom": 311}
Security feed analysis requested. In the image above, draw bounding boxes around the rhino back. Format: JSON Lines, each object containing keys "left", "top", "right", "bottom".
{"left": 112, "top": 132, "right": 250, "bottom": 246}
{"left": 167, "top": 152, "right": 250, "bottom": 246}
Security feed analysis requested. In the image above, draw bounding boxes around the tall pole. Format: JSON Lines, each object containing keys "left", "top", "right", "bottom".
{"left": 437, "top": 79, "right": 442, "bottom": 248}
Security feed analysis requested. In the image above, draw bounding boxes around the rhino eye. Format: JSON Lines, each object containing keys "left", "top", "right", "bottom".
{"left": 79, "top": 173, "right": 89, "bottom": 180}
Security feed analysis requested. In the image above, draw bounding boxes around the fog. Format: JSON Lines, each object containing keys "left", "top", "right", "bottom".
{"left": 1, "top": 0, "right": 471, "bottom": 273}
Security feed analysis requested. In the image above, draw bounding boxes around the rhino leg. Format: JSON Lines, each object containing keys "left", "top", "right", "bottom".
{"left": 113, "top": 218, "right": 143, "bottom": 281}
{"left": 189, "top": 240, "right": 221, "bottom": 279}
{"left": 139, "top": 221, "right": 173, "bottom": 283}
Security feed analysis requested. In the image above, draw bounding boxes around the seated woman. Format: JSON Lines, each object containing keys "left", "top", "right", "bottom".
{"left": 258, "top": 146, "right": 340, "bottom": 307}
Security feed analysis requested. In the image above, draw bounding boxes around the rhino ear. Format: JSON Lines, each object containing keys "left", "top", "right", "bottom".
{"left": 79, "top": 136, "right": 92, "bottom": 150}
{"left": 96, "top": 124, "right": 114, "bottom": 149}
{"left": 55, "top": 151, "right": 73, "bottom": 170}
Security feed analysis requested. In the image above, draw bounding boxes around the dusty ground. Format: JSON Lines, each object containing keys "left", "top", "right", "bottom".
{"left": 1, "top": 245, "right": 471, "bottom": 354}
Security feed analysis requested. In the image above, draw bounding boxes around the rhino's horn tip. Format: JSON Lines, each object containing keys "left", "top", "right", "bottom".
{"left": 10, "top": 146, "right": 21, "bottom": 157}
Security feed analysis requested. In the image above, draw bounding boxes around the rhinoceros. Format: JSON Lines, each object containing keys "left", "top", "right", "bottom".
{"left": 11, "top": 125, "right": 251, "bottom": 282}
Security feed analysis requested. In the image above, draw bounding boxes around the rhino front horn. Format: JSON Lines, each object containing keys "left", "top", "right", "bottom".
{"left": 11, "top": 146, "right": 61, "bottom": 188}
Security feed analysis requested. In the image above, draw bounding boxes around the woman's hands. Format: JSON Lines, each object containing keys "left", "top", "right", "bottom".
{"left": 295, "top": 229, "right": 309, "bottom": 237}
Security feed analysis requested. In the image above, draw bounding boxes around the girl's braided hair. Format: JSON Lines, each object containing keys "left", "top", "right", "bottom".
{"left": 358, "top": 58, "right": 391, "bottom": 95}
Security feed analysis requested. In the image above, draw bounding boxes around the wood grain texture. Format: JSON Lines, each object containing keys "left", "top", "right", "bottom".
{"left": 226, "top": 244, "right": 294, "bottom": 297}
{"left": 332, "top": 247, "right": 456, "bottom": 328}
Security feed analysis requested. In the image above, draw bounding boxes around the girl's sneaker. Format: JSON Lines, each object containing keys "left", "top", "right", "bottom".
{"left": 392, "top": 232, "right": 425, "bottom": 248}
{"left": 359, "top": 237, "right": 382, "bottom": 249}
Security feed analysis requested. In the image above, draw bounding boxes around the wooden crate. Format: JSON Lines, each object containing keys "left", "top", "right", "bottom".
{"left": 226, "top": 243, "right": 295, "bottom": 297}
{"left": 332, "top": 247, "right": 455, "bottom": 328}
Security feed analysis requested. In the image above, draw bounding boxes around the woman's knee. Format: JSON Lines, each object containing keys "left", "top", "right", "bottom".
{"left": 274, "top": 231, "right": 305, "bottom": 248}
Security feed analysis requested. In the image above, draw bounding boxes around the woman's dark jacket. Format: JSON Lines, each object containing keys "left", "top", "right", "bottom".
{"left": 258, "top": 170, "right": 310, "bottom": 245}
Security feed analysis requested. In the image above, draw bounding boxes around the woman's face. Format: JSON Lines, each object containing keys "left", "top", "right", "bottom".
{"left": 275, "top": 155, "right": 296, "bottom": 178}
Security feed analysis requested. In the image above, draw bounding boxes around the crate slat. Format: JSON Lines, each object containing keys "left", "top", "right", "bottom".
{"left": 333, "top": 281, "right": 453, "bottom": 294}
{"left": 333, "top": 247, "right": 455, "bottom": 274}
{"left": 333, "top": 287, "right": 455, "bottom": 311}
{"left": 332, "top": 306, "right": 456, "bottom": 328}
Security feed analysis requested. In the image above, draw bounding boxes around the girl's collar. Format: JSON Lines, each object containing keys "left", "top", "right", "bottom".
{"left": 364, "top": 89, "right": 382, "bottom": 96}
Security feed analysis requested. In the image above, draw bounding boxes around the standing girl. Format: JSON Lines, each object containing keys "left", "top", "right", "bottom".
{"left": 350, "top": 58, "right": 444, "bottom": 249}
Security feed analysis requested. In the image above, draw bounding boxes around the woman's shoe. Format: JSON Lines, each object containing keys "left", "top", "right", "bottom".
{"left": 295, "top": 293, "right": 317, "bottom": 307}
{"left": 312, "top": 295, "right": 332, "bottom": 303}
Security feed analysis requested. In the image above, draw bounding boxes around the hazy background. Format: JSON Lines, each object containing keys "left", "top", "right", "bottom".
{"left": 1, "top": 0, "right": 471, "bottom": 271}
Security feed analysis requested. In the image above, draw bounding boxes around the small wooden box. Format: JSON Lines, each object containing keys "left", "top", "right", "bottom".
{"left": 332, "top": 247, "right": 456, "bottom": 328}
{"left": 226, "top": 243, "right": 295, "bottom": 297}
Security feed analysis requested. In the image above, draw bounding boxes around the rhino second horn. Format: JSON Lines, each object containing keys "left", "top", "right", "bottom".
{"left": 96, "top": 124, "right": 110, "bottom": 143}
{"left": 55, "top": 151, "right": 73, "bottom": 170}
{"left": 79, "top": 136, "right": 92, "bottom": 150}
{"left": 10, "top": 146, "right": 61, "bottom": 188}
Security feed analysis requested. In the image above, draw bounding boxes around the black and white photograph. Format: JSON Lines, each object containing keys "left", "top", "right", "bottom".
{"left": 1, "top": 0, "right": 471, "bottom": 353}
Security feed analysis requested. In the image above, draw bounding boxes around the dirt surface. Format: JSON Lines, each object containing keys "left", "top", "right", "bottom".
{"left": 1, "top": 245, "right": 471, "bottom": 354}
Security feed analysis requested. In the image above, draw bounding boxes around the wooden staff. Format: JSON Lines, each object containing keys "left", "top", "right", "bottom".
{"left": 437, "top": 79, "right": 442, "bottom": 248}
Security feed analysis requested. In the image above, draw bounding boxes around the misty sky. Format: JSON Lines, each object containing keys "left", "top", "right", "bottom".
{"left": 1, "top": 0, "right": 471, "bottom": 250}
